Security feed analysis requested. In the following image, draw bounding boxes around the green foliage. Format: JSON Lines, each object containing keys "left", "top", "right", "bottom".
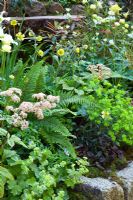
{"left": 85, "top": 79, "right": 133, "bottom": 145}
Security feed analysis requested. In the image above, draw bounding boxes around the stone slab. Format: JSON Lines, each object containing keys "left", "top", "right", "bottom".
{"left": 117, "top": 161, "right": 133, "bottom": 200}
{"left": 75, "top": 176, "right": 124, "bottom": 200}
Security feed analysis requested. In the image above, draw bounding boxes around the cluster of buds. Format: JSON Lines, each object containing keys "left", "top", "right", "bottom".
{"left": 0, "top": 88, "right": 60, "bottom": 130}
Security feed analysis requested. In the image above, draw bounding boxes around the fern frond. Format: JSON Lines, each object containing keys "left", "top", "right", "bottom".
{"left": 59, "top": 95, "right": 94, "bottom": 108}
{"left": 39, "top": 117, "right": 71, "bottom": 137}
{"left": 20, "top": 61, "right": 44, "bottom": 100}
{"left": 43, "top": 108, "right": 77, "bottom": 117}
{"left": 42, "top": 131, "right": 76, "bottom": 158}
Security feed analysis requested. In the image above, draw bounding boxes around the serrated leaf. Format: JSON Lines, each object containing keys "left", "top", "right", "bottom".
{"left": 0, "top": 166, "right": 14, "bottom": 181}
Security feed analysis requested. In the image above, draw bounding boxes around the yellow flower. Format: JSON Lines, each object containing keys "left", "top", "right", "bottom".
{"left": 110, "top": 4, "right": 122, "bottom": 15}
{"left": 123, "top": 12, "right": 129, "bottom": 18}
{"left": 10, "top": 20, "right": 18, "bottom": 26}
{"left": 28, "top": 31, "right": 35, "bottom": 37}
{"left": 57, "top": 48, "right": 65, "bottom": 56}
{"left": 36, "top": 35, "right": 43, "bottom": 42}
{"left": 16, "top": 32, "right": 25, "bottom": 41}
{"left": 1, "top": 44, "right": 11, "bottom": 53}
{"left": 9, "top": 74, "right": 15, "bottom": 80}
{"left": 125, "top": 23, "right": 129, "bottom": 28}
{"left": 75, "top": 47, "right": 80, "bottom": 54}
{"left": 37, "top": 50, "right": 44, "bottom": 57}
{"left": 101, "top": 111, "right": 110, "bottom": 119}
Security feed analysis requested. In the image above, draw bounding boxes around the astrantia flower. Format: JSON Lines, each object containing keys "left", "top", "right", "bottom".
{"left": 57, "top": 48, "right": 65, "bottom": 56}
{"left": 10, "top": 20, "right": 17, "bottom": 26}
{"left": 1, "top": 44, "right": 11, "bottom": 53}
{"left": 16, "top": 32, "right": 25, "bottom": 41}
{"left": 110, "top": 4, "right": 121, "bottom": 15}
{"left": 37, "top": 50, "right": 44, "bottom": 57}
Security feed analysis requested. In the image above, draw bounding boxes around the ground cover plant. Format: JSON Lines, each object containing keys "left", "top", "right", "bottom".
{"left": 0, "top": 0, "right": 133, "bottom": 199}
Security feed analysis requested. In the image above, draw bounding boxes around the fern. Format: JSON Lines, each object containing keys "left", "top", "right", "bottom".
{"left": 39, "top": 117, "right": 71, "bottom": 137}
{"left": 43, "top": 131, "right": 76, "bottom": 158}
{"left": 59, "top": 95, "right": 95, "bottom": 108}
{"left": 36, "top": 116, "right": 76, "bottom": 157}
{"left": 20, "top": 61, "right": 44, "bottom": 100}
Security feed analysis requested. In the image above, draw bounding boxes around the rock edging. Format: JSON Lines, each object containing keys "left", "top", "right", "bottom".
{"left": 74, "top": 161, "right": 133, "bottom": 200}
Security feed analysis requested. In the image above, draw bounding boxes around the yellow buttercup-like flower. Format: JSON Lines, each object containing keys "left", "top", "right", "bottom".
{"left": 28, "top": 31, "right": 35, "bottom": 37}
{"left": 123, "top": 12, "right": 129, "bottom": 18}
{"left": 75, "top": 47, "right": 80, "bottom": 54}
{"left": 37, "top": 50, "right": 44, "bottom": 57}
{"left": 36, "top": 36, "right": 43, "bottom": 42}
{"left": 101, "top": 111, "right": 110, "bottom": 119}
{"left": 110, "top": 4, "right": 122, "bottom": 15}
{"left": 16, "top": 32, "right": 25, "bottom": 41}
{"left": 57, "top": 48, "right": 65, "bottom": 56}
{"left": 10, "top": 20, "right": 18, "bottom": 26}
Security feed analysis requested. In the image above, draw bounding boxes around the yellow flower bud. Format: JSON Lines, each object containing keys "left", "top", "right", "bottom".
{"left": 37, "top": 50, "right": 44, "bottom": 57}
{"left": 57, "top": 48, "right": 65, "bottom": 56}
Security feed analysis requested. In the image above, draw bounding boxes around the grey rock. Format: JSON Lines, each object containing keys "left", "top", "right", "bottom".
{"left": 71, "top": 4, "right": 84, "bottom": 15}
{"left": 48, "top": 2, "right": 64, "bottom": 14}
{"left": 117, "top": 161, "right": 133, "bottom": 200}
{"left": 1, "top": 0, "right": 47, "bottom": 17}
{"left": 75, "top": 176, "right": 124, "bottom": 200}
{"left": 25, "top": 1, "right": 47, "bottom": 16}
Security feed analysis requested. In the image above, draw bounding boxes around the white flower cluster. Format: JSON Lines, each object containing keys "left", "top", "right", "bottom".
{"left": 0, "top": 13, "right": 17, "bottom": 53}
{"left": 0, "top": 87, "right": 22, "bottom": 102}
{"left": 0, "top": 88, "right": 60, "bottom": 130}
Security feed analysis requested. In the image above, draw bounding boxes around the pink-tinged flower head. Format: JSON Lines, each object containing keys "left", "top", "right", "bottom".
{"left": 32, "top": 93, "right": 46, "bottom": 101}
{"left": 19, "top": 102, "right": 33, "bottom": 112}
